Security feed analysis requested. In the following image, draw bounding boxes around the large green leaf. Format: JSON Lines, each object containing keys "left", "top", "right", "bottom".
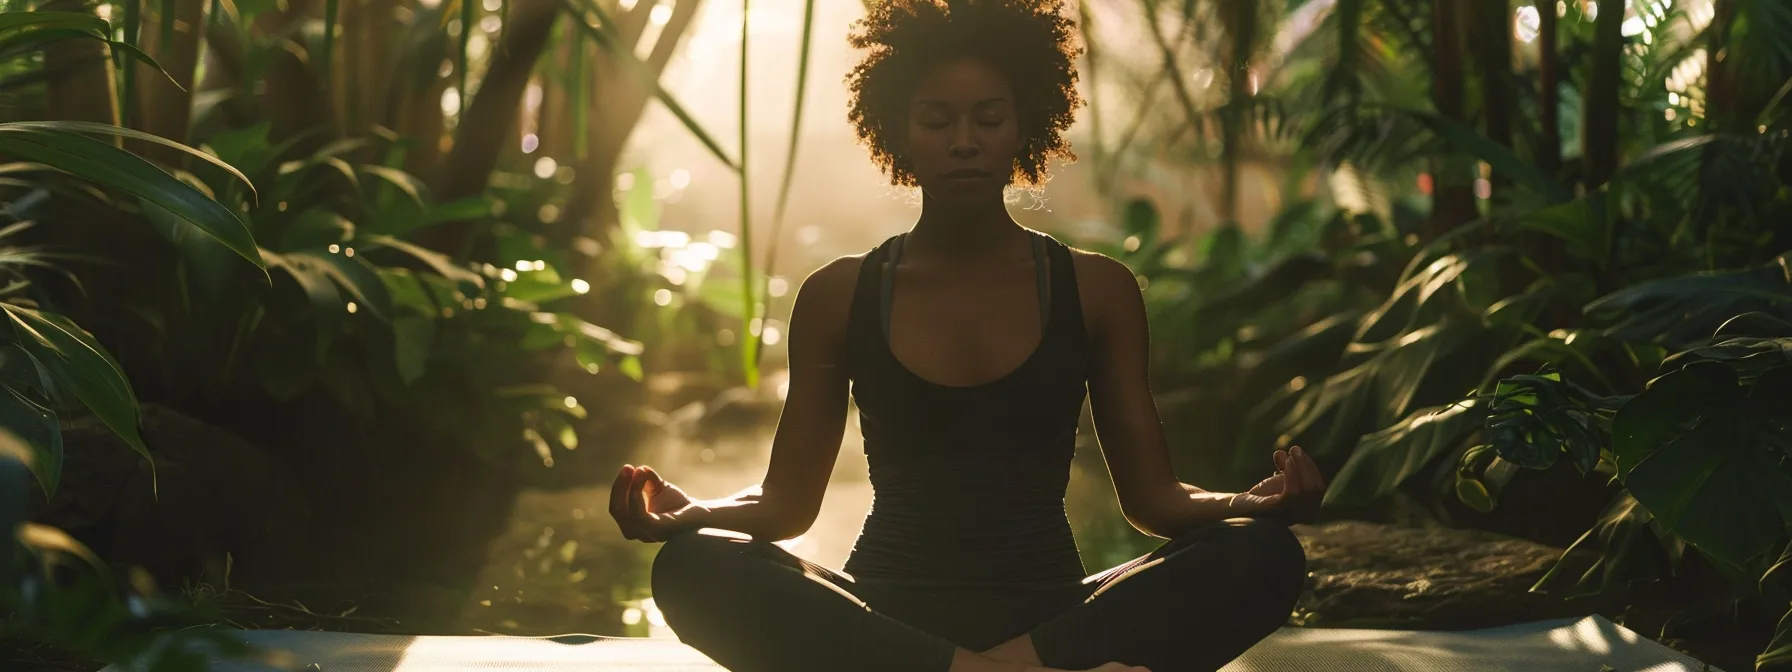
{"left": 0, "top": 11, "right": 111, "bottom": 32}
{"left": 358, "top": 234, "right": 484, "bottom": 292}
{"left": 1612, "top": 362, "right": 1792, "bottom": 568}
{"left": 1324, "top": 399, "right": 1487, "bottom": 508}
{"left": 3, "top": 121, "right": 255, "bottom": 195}
{"left": 1531, "top": 492, "right": 1676, "bottom": 599}
{"left": 1516, "top": 192, "right": 1614, "bottom": 268}
{"left": 0, "top": 381, "right": 61, "bottom": 496}
{"left": 1587, "top": 260, "right": 1792, "bottom": 349}
{"left": 1484, "top": 371, "right": 1617, "bottom": 475}
{"left": 287, "top": 251, "right": 394, "bottom": 320}
{"left": 0, "top": 125, "right": 263, "bottom": 270}
{"left": 0, "top": 305, "right": 148, "bottom": 470}
{"left": 264, "top": 250, "right": 345, "bottom": 358}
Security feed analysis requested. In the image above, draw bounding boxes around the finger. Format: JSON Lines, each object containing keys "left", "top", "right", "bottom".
{"left": 1283, "top": 449, "right": 1304, "bottom": 495}
{"left": 640, "top": 465, "right": 665, "bottom": 485}
{"left": 1297, "top": 448, "right": 1326, "bottom": 491}
{"left": 610, "top": 465, "right": 634, "bottom": 517}
{"left": 629, "top": 469, "right": 651, "bottom": 520}
{"left": 1273, "top": 450, "right": 1288, "bottom": 471}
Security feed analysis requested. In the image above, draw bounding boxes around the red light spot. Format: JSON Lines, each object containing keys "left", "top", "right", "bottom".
{"left": 1417, "top": 173, "right": 1434, "bottom": 195}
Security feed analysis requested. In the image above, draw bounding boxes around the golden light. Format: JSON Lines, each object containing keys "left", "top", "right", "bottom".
{"left": 571, "top": 279, "right": 591, "bottom": 294}
{"left": 534, "top": 157, "right": 559, "bottom": 179}
{"left": 1515, "top": 6, "right": 1540, "bottom": 43}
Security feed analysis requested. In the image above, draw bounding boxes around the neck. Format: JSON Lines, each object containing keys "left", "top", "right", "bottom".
{"left": 907, "top": 188, "right": 1026, "bottom": 262}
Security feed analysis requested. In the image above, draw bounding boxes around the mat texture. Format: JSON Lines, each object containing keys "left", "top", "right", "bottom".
{"left": 106, "top": 615, "right": 1720, "bottom": 671}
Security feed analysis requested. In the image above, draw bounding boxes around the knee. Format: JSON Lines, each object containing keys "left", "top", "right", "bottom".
{"left": 651, "top": 529, "right": 749, "bottom": 606}
{"left": 1215, "top": 517, "right": 1308, "bottom": 600}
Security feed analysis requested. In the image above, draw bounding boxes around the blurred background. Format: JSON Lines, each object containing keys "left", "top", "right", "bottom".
{"left": 3, "top": 0, "right": 1792, "bottom": 670}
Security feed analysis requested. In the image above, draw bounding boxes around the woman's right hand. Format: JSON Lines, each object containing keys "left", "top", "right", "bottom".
{"left": 609, "top": 464, "right": 697, "bottom": 543}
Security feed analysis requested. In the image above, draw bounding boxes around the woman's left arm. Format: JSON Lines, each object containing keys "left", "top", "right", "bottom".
{"left": 1080, "top": 253, "right": 1324, "bottom": 539}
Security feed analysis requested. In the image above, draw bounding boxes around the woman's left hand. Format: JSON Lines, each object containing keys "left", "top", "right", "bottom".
{"left": 1231, "top": 445, "right": 1327, "bottom": 524}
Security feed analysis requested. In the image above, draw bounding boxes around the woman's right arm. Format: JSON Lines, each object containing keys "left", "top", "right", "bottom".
{"left": 667, "top": 256, "right": 860, "bottom": 541}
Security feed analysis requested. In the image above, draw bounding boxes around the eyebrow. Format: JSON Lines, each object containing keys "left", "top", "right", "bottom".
{"left": 909, "top": 97, "right": 1014, "bottom": 109}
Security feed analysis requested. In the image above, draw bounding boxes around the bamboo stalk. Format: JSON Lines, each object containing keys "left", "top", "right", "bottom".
{"left": 738, "top": 0, "right": 757, "bottom": 387}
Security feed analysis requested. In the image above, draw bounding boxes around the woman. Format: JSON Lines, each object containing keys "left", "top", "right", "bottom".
{"left": 609, "top": 2, "right": 1325, "bottom": 670}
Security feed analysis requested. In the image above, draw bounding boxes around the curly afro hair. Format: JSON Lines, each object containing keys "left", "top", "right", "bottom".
{"left": 846, "top": 0, "right": 1084, "bottom": 188}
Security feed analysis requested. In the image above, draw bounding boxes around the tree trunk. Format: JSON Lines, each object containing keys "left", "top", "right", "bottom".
{"left": 1535, "top": 0, "right": 1561, "bottom": 176}
{"left": 1428, "top": 0, "right": 1476, "bottom": 239}
{"left": 419, "top": 0, "right": 562, "bottom": 257}
{"left": 1582, "top": 0, "right": 1622, "bottom": 189}
{"left": 537, "top": 23, "right": 576, "bottom": 163}
{"left": 559, "top": 0, "right": 704, "bottom": 276}
{"left": 131, "top": 0, "right": 207, "bottom": 165}
{"left": 351, "top": 0, "right": 400, "bottom": 133}
{"left": 1219, "top": 0, "right": 1260, "bottom": 224}
{"left": 40, "top": 0, "right": 120, "bottom": 130}
{"left": 256, "top": 0, "right": 338, "bottom": 155}
{"left": 1704, "top": 0, "right": 1735, "bottom": 128}
{"left": 1474, "top": 0, "right": 1513, "bottom": 155}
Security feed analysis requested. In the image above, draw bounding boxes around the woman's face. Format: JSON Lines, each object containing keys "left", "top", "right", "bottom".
{"left": 904, "top": 56, "right": 1022, "bottom": 204}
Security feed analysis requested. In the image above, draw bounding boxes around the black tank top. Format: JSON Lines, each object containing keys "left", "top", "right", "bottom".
{"left": 841, "top": 229, "right": 1090, "bottom": 589}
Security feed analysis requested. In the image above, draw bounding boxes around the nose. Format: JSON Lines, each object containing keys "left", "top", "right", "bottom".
{"left": 949, "top": 121, "right": 979, "bottom": 159}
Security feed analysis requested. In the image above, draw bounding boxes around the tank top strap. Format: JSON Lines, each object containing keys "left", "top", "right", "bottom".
{"left": 1039, "top": 232, "right": 1087, "bottom": 353}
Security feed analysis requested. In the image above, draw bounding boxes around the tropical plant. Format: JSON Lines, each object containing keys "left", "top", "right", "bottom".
{"left": 1074, "top": 0, "right": 1792, "bottom": 666}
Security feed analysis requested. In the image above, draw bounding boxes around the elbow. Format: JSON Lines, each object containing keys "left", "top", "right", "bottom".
{"left": 756, "top": 495, "right": 818, "bottom": 542}
{"left": 1119, "top": 490, "right": 1184, "bottom": 539}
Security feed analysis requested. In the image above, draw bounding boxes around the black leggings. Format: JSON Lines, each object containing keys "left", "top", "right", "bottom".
{"left": 650, "top": 517, "right": 1306, "bottom": 672}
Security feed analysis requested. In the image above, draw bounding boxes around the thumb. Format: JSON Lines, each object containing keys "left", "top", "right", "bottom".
{"left": 640, "top": 465, "right": 666, "bottom": 484}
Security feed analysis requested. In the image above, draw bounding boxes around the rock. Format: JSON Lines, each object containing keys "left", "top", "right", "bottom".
{"left": 26, "top": 404, "right": 311, "bottom": 587}
{"left": 1291, "top": 520, "right": 1592, "bottom": 630}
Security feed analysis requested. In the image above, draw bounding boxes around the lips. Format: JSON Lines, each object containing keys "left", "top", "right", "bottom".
{"left": 942, "top": 169, "right": 991, "bottom": 179}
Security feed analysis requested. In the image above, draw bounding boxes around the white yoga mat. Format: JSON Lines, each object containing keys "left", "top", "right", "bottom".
{"left": 105, "top": 615, "right": 1720, "bottom": 671}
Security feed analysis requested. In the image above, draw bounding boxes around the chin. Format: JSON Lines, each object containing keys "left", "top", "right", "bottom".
{"left": 922, "top": 181, "right": 1005, "bottom": 206}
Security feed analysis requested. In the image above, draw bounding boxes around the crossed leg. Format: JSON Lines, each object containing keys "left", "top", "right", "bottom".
{"left": 651, "top": 518, "right": 1304, "bottom": 672}
{"left": 989, "top": 517, "right": 1307, "bottom": 671}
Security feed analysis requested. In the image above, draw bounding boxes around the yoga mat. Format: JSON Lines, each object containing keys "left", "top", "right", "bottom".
{"left": 104, "top": 615, "right": 1720, "bottom": 671}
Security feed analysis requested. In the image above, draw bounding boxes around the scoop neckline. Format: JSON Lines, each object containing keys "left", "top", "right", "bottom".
{"left": 879, "top": 231, "right": 1055, "bottom": 390}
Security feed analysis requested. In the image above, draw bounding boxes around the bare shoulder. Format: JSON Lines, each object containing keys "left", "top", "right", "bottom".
{"left": 795, "top": 253, "right": 865, "bottom": 308}
{"left": 1064, "top": 245, "right": 1141, "bottom": 304}
{"left": 787, "top": 253, "right": 866, "bottom": 339}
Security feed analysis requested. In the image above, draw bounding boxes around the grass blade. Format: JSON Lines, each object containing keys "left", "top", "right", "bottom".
{"left": 761, "top": 0, "right": 814, "bottom": 330}
{"left": 737, "top": 0, "right": 756, "bottom": 387}
{"left": 563, "top": 0, "right": 739, "bottom": 171}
